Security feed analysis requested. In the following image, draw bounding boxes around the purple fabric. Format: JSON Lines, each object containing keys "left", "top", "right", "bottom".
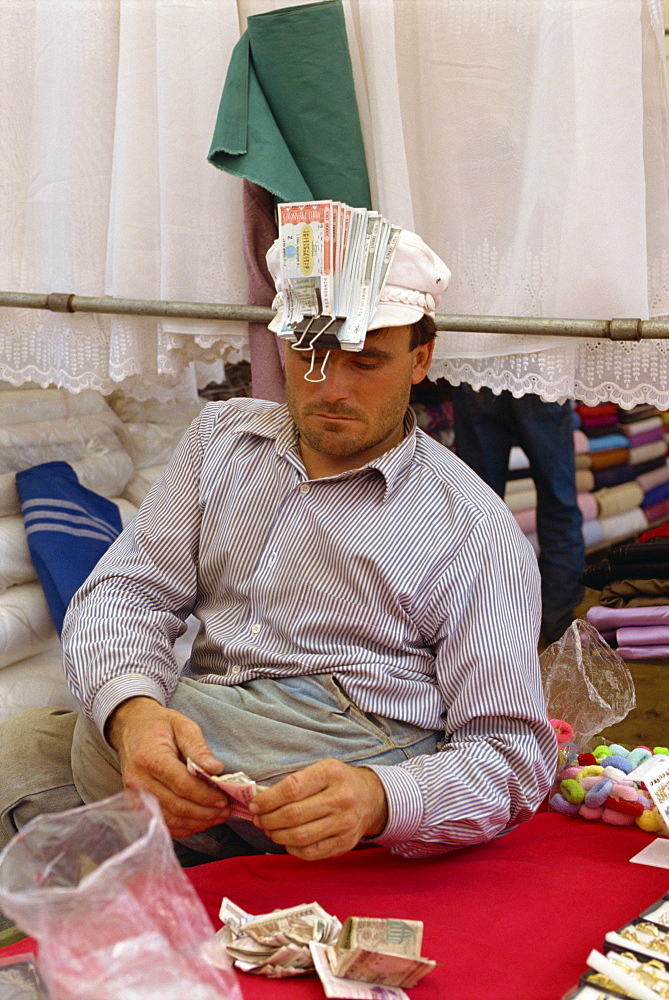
{"left": 617, "top": 625, "right": 669, "bottom": 645}
{"left": 242, "top": 179, "right": 285, "bottom": 404}
{"left": 625, "top": 427, "right": 666, "bottom": 449}
{"left": 616, "top": 644, "right": 669, "bottom": 659}
{"left": 642, "top": 479, "right": 669, "bottom": 508}
{"left": 587, "top": 604, "right": 669, "bottom": 630}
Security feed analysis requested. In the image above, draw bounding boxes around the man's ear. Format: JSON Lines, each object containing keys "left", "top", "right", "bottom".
{"left": 411, "top": 339, "right": 435, "bottom": 384}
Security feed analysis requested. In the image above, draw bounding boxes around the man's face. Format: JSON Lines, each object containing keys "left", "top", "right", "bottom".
{"left": 284, "top": 325, "right": 434, "bottom": 477}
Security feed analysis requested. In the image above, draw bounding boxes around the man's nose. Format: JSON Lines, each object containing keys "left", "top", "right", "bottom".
{"left": 314, "top": 357, "right": 351, "bottom": 400}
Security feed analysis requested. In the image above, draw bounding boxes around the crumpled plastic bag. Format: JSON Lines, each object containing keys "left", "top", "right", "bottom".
{"left": 539, "top": 618, "right": 635, "bottom": 752}
{"left": 0, "top": 789, "right": 243, "bottom": 1000}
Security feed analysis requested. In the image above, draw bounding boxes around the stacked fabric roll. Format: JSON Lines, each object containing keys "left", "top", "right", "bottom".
{"left": 0, "top": 387, "right": 137, "bottom": 723}
{"left": 618, "top": 404, "right": 669, "bottom": 524}
{"left": 572, "top": 402, "right": 651, "bottom": 548}
{"left": 585, "top": 522, "right": 669, "bottom": 660}
{"left": 0, "top": 387, "right": 205, "bottom": 724}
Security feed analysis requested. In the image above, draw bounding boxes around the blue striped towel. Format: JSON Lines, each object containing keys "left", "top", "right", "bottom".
{"left": 16, "top": 461, "right": 122, "bottom": 633}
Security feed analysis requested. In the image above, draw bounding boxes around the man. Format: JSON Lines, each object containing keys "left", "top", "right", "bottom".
{"left": 450, "top": 385, "right": 584, "bottom": 644}
{"left": 0, "top": 227, "right": 556, "bottom": 861}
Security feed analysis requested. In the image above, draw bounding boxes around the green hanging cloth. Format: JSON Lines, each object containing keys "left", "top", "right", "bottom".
{"left": 209, "top": 0, "right": 371, "bottom": 208}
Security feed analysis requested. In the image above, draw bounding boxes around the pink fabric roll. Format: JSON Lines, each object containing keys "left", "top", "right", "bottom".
{"left": 637, "top": 462, "right": 669, "bottom": 492}
{"left": 587, "top": 604, "right": 669, "bottom": 630}
{"left": 617, "top": 625, "right": 669, "bottom": 646}
{"left": 573, "top": 429, "right": 590, "bottom": 454}
{"left": 577, "top": 491, "right": 598, "bottom": 521}
{"left": 617, "top": 645, "right": 669, "bottom": 660}
{"left": 513, "top": 507, "right": 536, "bottom": 534}
{"left": 644, "top": 497, "right": 669, "bottom": 523}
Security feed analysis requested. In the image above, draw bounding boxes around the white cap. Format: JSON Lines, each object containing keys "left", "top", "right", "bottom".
{"left": 266, "top": 226, "right": 450, "bottom": 336}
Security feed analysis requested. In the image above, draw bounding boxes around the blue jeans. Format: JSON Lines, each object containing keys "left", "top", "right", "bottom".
{"left": 451, "top": 385, "right": 584, "bottom": 643}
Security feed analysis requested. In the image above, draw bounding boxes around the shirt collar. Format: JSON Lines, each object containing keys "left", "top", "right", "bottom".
{"left": 240, "top": 403, "right": 418, "bottom": 498}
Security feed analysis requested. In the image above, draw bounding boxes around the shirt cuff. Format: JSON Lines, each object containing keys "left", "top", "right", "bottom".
{"left": 92, "top": 674, "right": 167, "bottom": 744}
{"left": 363, "top": 762, "right": 425, "bottom": 848}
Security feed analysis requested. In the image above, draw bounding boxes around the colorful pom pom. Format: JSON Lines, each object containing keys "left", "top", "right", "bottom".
{"left": 637, "top": 808, "right": 664, "bottom": 833}
{"left": 549, "top": 793, "right": 581, "bottom": 815}
{"left": 549, "top": 719, "right": 574, "bottom": 745}
{"left": 601, "top": 807, "right": 636, "bottom": 826}
{"left": 627, "top": 747, "right": 652, "bottom": 769}
{"left": 584, "top": 778, "right": 612, "bottom": 808}
{"left": 576, "top": 765, "right": 604, "bottom": 779}
{"left": 579, "top": 804, "right": 604, "bottom": 820}
{"left": 561, "top": 779, "right": 585, "bottom": 803}
{"left": 602, "top": 754, "right": 633, "bottom": 773}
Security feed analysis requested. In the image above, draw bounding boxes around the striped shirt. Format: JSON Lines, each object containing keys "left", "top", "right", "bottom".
{"left": 63, "top": 398, "right": 556, "bottom": 857}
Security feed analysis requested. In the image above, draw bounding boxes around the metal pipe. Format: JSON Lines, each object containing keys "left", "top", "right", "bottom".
{"left": 1, "top": 290, "right": 668, "bottom": 340}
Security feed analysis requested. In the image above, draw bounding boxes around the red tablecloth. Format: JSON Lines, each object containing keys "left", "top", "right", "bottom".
{"left": 2, "top": 812, "right": 668, "bottom": 1000}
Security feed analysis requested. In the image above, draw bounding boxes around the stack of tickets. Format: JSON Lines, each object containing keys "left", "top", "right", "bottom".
{"left": 272, "top": 200, "right": 401, "bottom": 351}
{"left": 202, "top": 900, "right": 436, "bottom": 998}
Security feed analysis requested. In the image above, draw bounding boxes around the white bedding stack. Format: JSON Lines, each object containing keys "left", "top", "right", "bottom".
{"left": 0, "top": 386, "right": 203, "bottom": 723}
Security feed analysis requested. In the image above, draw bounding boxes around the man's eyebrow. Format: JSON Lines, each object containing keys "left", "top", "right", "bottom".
{"left": 355, "top": 347, "right": 394, "bottom": 360}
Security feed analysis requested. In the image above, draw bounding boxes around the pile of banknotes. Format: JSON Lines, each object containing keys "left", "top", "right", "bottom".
{"left": 201, "top": 898, "right": 435, "bottom": 998}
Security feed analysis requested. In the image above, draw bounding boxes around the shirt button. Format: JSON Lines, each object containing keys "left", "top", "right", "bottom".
{"left": 251, "top": 623, "right": 261, "bottom": 634}
{"left": 229, "top": 665, "right": 241, "bottom": 676}
{"left": 298, "top": 483, "right": 310, "bottom": 495}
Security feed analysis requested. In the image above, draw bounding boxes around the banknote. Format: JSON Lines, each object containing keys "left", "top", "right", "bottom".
{"left": 310, "top": 942, "right": 410, "bottom": 1000}
{"left": 336, "top": 917, "right": 424, "bottom": 958}
{"left": 328, "top": 945, "right": 436, "bottom": 989}
{"left": 202, "top": 898, "right": 341, "bottom": 978}
{"left": 186, "top": 760, "right": 266, "bottom": 822}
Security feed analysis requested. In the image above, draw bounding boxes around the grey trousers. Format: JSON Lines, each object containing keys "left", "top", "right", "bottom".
{"left": 0, "top": 673, "right": 441, "bottom": 855}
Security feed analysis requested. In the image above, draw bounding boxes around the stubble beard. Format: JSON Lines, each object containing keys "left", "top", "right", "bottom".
{"left": 285, "top": 383, "right": 410, "bottom": 460}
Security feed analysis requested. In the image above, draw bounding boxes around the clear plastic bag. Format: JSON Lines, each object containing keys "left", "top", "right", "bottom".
{"left": 539, "top": 618, "right": 636, "bottom": 753}
{"left": 0, "top": 789, "right": 243, "bottom": 1000}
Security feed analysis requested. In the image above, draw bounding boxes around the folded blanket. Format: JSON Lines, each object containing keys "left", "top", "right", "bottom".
{"left": 121, "top": 465, "right": 167, "bottom": 507}
{"left": 0, "top": 582, "right": 60, "bottom": 670}
{"left": 0, "top": 412, "right": 127, "bottom": 475}
{"left": 0, "top": 647, "right": 78, "bottom": 725}
{"left": 0, "top": 449, "right": 133, "bottom": 518}
{"left": 17, "top": 462, "right": 122, "bottom": 633}
{"left": 0, "top": 388, "right": 113, "bottom": 427}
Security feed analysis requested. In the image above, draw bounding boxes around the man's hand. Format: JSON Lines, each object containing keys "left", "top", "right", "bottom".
{"left": 249, "top": 758, "right": 388, "bottom": 860}
{"left": 106, "top": 696, "right": 232, "bottom": 837}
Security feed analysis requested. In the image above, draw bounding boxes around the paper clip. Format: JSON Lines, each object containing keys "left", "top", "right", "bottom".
{"left": 304, "top": 349, "right": 331, "bottom": 382}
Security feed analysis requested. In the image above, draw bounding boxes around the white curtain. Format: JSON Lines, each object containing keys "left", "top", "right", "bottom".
{"left": 1, "top": 0, "right": 669, "bottom": 404}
